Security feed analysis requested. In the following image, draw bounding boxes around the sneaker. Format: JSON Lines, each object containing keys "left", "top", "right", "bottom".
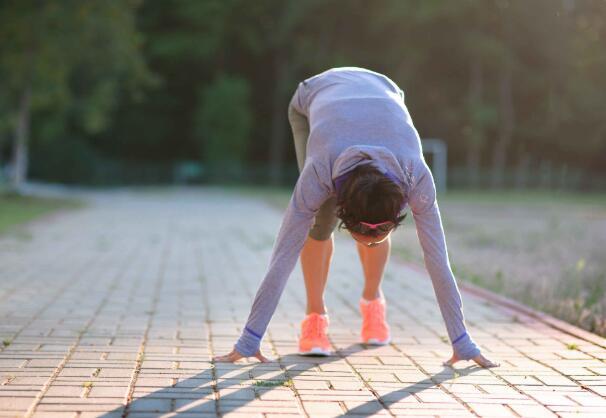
{"left": 298, "top": 313, "right": 331, "bottom": 356}
{"left": 360, "top": 297, "right": 391, "bottom": 345}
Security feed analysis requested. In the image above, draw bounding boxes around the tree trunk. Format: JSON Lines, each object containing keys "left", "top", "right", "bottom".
{"left": 491, "top": 53, "right": 514, "bottom": 189}
{"left": 268, "top": 52, "right": 291, "bottom": 186}
{"left": 514, "top": 152, "right": 530, "bottom": 190}
{"left": 491, "top": 11, "right": 515, "bottom": 190}
{"left": 10, "top": 83, "right": 32, "bottom": 193}
{"left": 466, "top": 58, "right": 483, "bottom": 188}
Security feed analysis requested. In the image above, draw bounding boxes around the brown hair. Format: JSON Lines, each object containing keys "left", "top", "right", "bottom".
{"left": 336, "top": 164, "right": 407, "bottom": 237}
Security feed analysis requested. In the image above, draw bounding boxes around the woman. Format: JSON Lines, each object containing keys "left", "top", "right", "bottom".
{"left": 214, "top": 67, "right": 498, "bottom": 368}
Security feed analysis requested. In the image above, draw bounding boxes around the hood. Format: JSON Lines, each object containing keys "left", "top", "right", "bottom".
{"left": 332, "top": 145, "right": 413, "bottom": 196}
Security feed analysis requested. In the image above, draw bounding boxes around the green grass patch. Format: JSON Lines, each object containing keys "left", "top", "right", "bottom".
{"left": 439, "top": 189, "right": 606, "bottom": 207}
{"left": 253, "top": 379, "right": 293, "bottom": 388}
{"left": 0, "top": 194, "right": 83, "bottom": 235}
{"left": 223, "top": 186, "right": 606, "bottom": 211}
{"left": 2, "top": 339, "right": 11, "bottom": 347}
{"left": 566, "top": 343, "right": 579, "bottom": 350}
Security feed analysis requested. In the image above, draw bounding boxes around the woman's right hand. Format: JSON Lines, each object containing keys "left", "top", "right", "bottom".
{"left": 213, "top": 347, "right": 271, "bottom": 363}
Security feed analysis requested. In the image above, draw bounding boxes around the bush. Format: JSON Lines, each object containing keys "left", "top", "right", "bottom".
{"left": 29, "top": 137, "right": 99, "bottom": 184}
{"left": 194, "top": 75, "right": 252, "bottom": 181}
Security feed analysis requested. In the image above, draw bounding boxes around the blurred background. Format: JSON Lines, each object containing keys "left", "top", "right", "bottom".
{"left": 1, "top": 0, "right": 605, "bottom": 189}
{"left": 0, "top": 1, "right": 605, "bottom": 335}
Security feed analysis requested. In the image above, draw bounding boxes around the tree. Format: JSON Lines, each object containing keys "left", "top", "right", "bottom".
{"left": 194, "top": 75, "right": 252, "bottom": 181}
{"left": 0, "top": 0, "right": 152, "bottom": 193}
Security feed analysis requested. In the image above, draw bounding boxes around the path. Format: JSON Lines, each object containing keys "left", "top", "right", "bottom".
{"left": 0, "top": 188, "right": 605, "bottom": 417}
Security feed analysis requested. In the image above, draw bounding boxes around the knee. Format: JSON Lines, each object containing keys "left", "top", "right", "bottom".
{"left": 309, "top": 196, "right": 338, "bottom": 241}
{"left": 308, "top": 217, "right": 338, "bottom": 241}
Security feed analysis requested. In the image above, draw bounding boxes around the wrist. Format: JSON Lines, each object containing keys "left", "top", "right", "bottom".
{"left": 235, "top": 327, "right": 262, "bottom": 357}
{"left": 452, "top": 332, "right": 481, "bottom": 360}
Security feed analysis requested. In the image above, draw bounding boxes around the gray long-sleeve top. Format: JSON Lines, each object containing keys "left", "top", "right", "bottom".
{"left": 235, "top": 67, "right": 481, "bottom": 360}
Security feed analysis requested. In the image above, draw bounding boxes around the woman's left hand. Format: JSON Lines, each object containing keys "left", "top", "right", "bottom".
{"left": 443, "top": 352, "right": 500, "bottom": 368}
{"left": 213, "top": 347, "right": 271, "bottom": 363}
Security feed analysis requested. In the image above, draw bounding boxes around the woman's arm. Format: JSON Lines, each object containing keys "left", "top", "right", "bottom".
{"left": 217, "top": 160, "right": 331, "bottom": 360}
{"left": 409, "top": 160, "right": 498, "bottom": 367}
{"left": 234, "top": 206, "right": 315, "bottom": 356}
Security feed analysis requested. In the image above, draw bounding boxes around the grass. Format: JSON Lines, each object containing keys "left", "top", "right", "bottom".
{"left": 226, "top": 186, "right": 606, "bottom": 209}
{"left": 252, "top": 379, "right": 293, "bottom": 388}
{"left": 2, "top": 339, "right": 11, "bottom": 347}
{"left": 0, "top": 193, "right": 83, "bottom": 235}
{"left": 2, "top": 375, "right": 15, "bottom": 386}
{"left": 566, "top": 343, "right": 579, "bottom": 350}
{"left": 437, "top": 189, "right": 606, "bottom": 207}
{"left": 395, "top": 189, "right": 606, "bottom": 337}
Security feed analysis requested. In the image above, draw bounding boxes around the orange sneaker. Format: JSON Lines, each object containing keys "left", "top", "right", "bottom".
{"left": 360, "top": 297, "right": 391, "bottom": 345}
{"left": 298, "top": 313, "right": 331, "bottom": 356}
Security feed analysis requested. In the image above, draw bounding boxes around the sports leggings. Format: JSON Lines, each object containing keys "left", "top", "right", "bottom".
{"left": 287, "top": 88, "right": 338, "bottom": 241}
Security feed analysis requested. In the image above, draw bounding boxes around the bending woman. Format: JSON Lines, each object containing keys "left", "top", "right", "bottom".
{"left": 214, "top": 67, "right": 498, "bottom": 368}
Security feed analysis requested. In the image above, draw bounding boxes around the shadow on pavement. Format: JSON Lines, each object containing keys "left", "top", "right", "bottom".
{"left": 96, "top": 343, "right": 481, "bottom": 417}
{"left": 340, "top": 364, "right": 481, "bottom": 417}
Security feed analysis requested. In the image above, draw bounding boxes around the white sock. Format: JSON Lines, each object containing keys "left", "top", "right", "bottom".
{"left": 360, "top": 296, "right": 384, "bottom": 304}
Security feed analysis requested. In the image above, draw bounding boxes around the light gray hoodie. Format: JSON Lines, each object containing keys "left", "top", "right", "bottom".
{"left": 235, "top": 67, "right": 480, "bottom": 360}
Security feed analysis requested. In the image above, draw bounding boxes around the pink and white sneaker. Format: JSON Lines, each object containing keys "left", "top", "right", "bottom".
{"left": 298, "top": 313, "right": 332, "bottom": 356}
{"left": 360, "top": 297, "right": 391, "bottom": 345}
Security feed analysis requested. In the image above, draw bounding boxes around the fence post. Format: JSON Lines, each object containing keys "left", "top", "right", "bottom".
{"left": 422, "top": 139, "right": 447, "bottom": 193}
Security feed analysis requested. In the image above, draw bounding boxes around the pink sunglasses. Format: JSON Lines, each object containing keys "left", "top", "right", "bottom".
{"left": 356, "top": 220, "right": 395, "bottom": 235}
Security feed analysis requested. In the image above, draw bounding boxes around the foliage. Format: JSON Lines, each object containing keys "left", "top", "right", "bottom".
{"left": 0, "top": 0, "right": 154, "bottom": 190}
{"left": 0, "top": 0, "right": 605, "bottom": 187}
{"left": 0, "top": 194, "right": 82, "bottom": 235}
{"left": 194, "top": 75, "right": 252, "bottom": 169}
{"left": 2, "top": 0, "right": 152, "bottom": 123}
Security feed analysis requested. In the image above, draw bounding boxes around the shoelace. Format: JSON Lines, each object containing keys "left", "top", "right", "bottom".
{"left": 302, "top": 315, "right": 324, "bottom": 339}
{"left": 364, "top": 302, "right": 386, "bottom": 330}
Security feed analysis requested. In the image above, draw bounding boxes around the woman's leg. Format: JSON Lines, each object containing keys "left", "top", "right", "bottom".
{"left": 301, "top": 234, "right": 333, "bottom": 314}
{"left": 289, "top": 89, "right": 334, "bottom": 314}
{"left": 356, "top": 235, "right": 391, "bottom": 300}
{"left": 303, "top": 195, "right": 339, "bottom": 313}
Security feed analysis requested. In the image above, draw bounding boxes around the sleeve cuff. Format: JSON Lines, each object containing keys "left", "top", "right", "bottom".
{"left": 234, "top": 327, "right": 262, "bottom": 357}
{"left": 452, "top": 332, "right": 481, "bottom": 360}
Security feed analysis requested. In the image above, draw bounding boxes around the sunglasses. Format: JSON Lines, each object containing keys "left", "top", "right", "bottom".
{"left": 349, "top": 212, "right": 407, "bottom": 236}
{"left": 358, "top": 220, "right": 394, "bottom": 234}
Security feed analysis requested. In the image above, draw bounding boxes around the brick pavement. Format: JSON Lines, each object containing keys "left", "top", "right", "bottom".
{"left": 0, "top": 188, "right": 605, "bottom": 417}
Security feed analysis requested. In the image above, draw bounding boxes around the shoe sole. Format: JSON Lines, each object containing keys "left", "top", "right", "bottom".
{"left": 298, "top": 347, "right": 332, "bottom": 356}
{"left": 363, "top": 337, "right": 391, "bottom": 346}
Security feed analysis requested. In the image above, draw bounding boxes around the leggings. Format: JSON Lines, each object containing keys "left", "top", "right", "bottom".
{"left": 288, "top": 90, "right": 339, "bottom": 241}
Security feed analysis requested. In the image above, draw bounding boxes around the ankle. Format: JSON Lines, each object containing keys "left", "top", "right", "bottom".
{"left": 361, "top": 291, "right": 382, "bottom": 303}
{"left": 306, "top": 305, "right": 327, "bottom": 315}
{"left": 360, "top": 295, "right": 384, "bottom": 304}
{"left": 305, "top": 308, "right": 328, "bottom": 315}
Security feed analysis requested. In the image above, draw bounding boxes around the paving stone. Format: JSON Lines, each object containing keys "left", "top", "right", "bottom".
{"left": 128, "top": 398, "right": 173, "bottom": 412}
{"left": 175, "top": 398, "right": 218, "bottom": 413}
{"left": 466, "top": 403, "right": 518, "bottom": 416}
{"left": 302, "top": 401, "right": 345, "bottom": 416}
{"left": 507, "top": 403, "right": 558, "bottom": 417}
{"left": 31, "top": 413, "right": 79, "bottom": 418}
{"left": 0, "top": 396, "right": 36, "bottom": 411}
